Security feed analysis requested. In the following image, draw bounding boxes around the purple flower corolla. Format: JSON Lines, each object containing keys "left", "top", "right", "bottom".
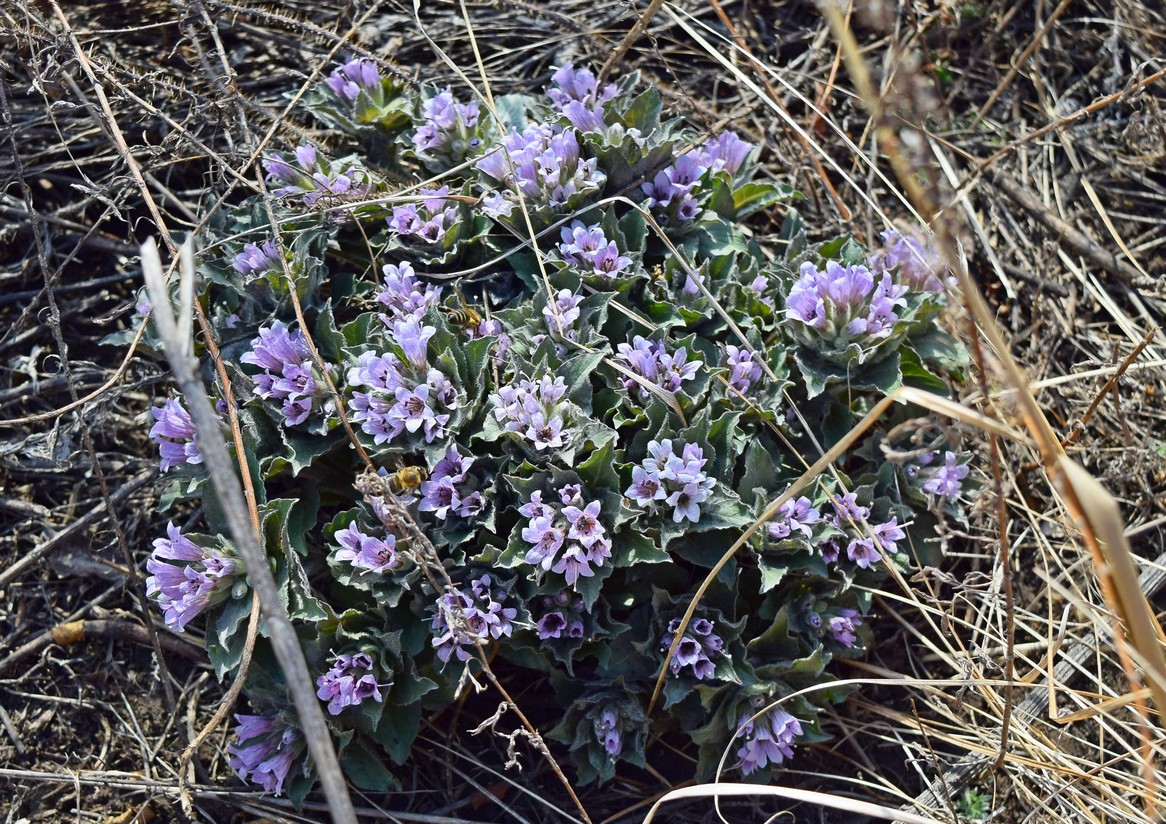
{"left": 626, "top": 440, "right": 716, "bottom": 523}
{"left": 377, "top": 261, "right": 441, "bottom": 323}
{"left": 316, "top": 652, "right": 386, "bottom": 715}
{"left": 240, "top": 322, "right": 332, "bottom": 427}
{"left": 827, "top": 608, "right": 863, "bottom": 647}
{"left": 558, "top": 221, "right": 633, "bottom": 278}
{"left": 391, "top": 316, "right": 435, "bottom": 371}
{"left": 430, "top": 574, "right": 516, "bottom": 663}
{"left": 642, "top": 153, "right": 706, "bottom": 226}
{"left": 614, "top": 336, "right": 702, "bottom": 401}
{"left": 348, "top": 342, "right": 457, "bottom": 445}
{"left": 518, "top": 487, "right": 611, "bottom": 585}
{"left": 736, "top": 707, "right": 802, "bottom": 775}
{"left": 145, "top": 522, "right": 238, "bottom": 633}
{"left": 663, "top": 617, "right": 723, "bottom": 680}
{"left": 475, "top": 124, "right": 605, "bottom": 219}
{"left": 334, "top": 524, "right": 399, "bottom": 574}
{"left": 723, "top": 345, "right": 763, "bottom": 393}
{"left": 150, "top": 398, "right": 203, "bottom": 471}
{"left": 542, "top": 289, "right": 583, "bottom": 335}
{"left": 488, "top": 375, "right": 573, "bottom": 452}
{"left": 535, "top": 591, "right": 588, "bottom": 640}
{"left": 593, "top": 706, "right": 623, "bottom": 757}
{"left": 412, "top": 88, "right": 483, "bottom": 164}
{"left": 262, "top": 144, "right": 368, "bottom": 207}
{"left": 419, "top": 444, "right": 483, "bottom": 521}
{"left": 547, "top": 64, "right": 616, "bottom": 133}
{"left": 872, "top": 228, "right": 947, "bottom": 293}
{"left": 830, "top": 491, "right": 871, "bottom": 526}
{"left": 233, "top": 240, "right": 281, "bottom": 277}
{"left": 228, "top": 713, "right": 305, "bottom": 796}
{"left": 766, "top": 496, "right": 820, "bottom": 541}
{"left": 922, "top": 451, "right": 969, "bottom": 500}
{"left": 785, "top": 260, "right": 910, "bottom": 351}
{"left": 387, "top": 186, "right": 458, "bottom": 246}
{"left": 325, "top": 57, "right": 382, "bottom": 102}
{"left": 693, "top": 131, "right": 753, "bottom": 175}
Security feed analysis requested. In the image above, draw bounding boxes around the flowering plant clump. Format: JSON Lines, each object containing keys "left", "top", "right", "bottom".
{"left": 133, "top": 59, "right": 972, "bottom": 802}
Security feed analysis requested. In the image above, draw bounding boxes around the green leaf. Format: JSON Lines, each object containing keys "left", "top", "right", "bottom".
{"left": 341, "top": 743, "right": 398, "bottom": 792}
{"left": 577, "top": 437, "right": 621, "bottom": 492}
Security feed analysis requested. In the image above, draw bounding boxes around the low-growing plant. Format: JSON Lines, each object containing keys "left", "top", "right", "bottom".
{"left": 132, "top": 58, "right": 971, "bottom": 801}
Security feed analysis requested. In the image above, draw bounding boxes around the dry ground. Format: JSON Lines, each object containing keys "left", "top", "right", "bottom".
{"left": 1, "top": 1, "right": 1165, "bottom": 822}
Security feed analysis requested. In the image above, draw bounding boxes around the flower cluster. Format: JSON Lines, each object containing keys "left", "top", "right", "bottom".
{"left": 347, "top": 318, "right": 458, "bottom": 445}
{"left": 387, "top": 186, "right": 459, "bottom": 246}
{"left": 614, "top": 336, "right": 701, "bottom": 401}
{"left": 325, "top": 57, "right": 382, "bottom": 103}
{"left": 241, "top": 322, "right": 333, "bottom": 428}
{"left": 430, "top": 574, "right": 517, "bottom": 663}
{"left": 827, "top": 492, "right": 907, "bottom": 569}
{"left": 922, "top": 451, "right": 970, "bottom": 500}
{"left": 735, "top": 706, "right": 802, "bottom": 775}
{"left": 228, "top": 713, "right": 306, "bottom": 796}
{"left": 558, "top": 221, "right": 634, "bottom": 278}
{"left": 766, "top": 496, "right": 821, "bottom": 541}
{"left": 541, "top": 289, "right": 584, "bottom": 337}
{"left": 518, "top": 486, "right": 612, "bottom": 586}
{"left": 534, "top": 590, "right": 588, "bottom": 640}
{"left": 262, "top": 144, "right": 369, "bottom": 207}
{"left": 547, "top": 63, "right": 616, "bottom": 133}
{"left": 475, "top": 125, "right": 604, "bottom": 219}
{"left": 784, "top": 260, "right": 909, "bottom": 354}
{"left": 376, "top": 260, "right": 442, "bottom": 324}
{"left": 625, "top": 439, "right": 715, "bottom": 524}
{"left": 316, "top": 652, "right": 386, "bottom": 715}
{"left": 643, "top": 153, "right": 704, "bottom": 226}
{"left": 662, "top": 617, "right": 724, "bottom": 680}
{"left": 827, "top": 608, "right": 863, "bottom": 647}
{"left": 871, "top": 228, "right": 947, "bottom": 293}
{"left": 145, "top": 523, "right": 239, "bottom": 633}
{"left": 150, "top": 398, "right": 202, "bottom": 471}
{"left": 419, "top": 444, "right": 483, "bottom": 520}
{"left": 412, "top": 87, "right": 484, "bottom": 168}
{"left": 488, "top": 375, "right": 573, "bottom": 451}
{"left": 722, "top": 345, "right": 763, "bottom": 394}
{"left": 233, "top": 239, "right": 281, "bottom": 277}
{"left": 333, "top": 523, "right": 399, "bottom": 574}
{"left": 692, "top": 131, "right": 753, "bottom": 176}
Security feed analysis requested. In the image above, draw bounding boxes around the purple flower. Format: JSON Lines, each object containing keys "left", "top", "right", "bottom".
{"left": 325, "top": 57, "right": 382, "bottom": 102}
{"left": 666, "top": 482, "right": 709, "bottom": 524}
{"left": 625, "top": 464, "right": 666, "bottom": 509}
{"left": 830, "top": 491, "right": 871, "bottom": 525}
{"left": 233, "top": 240, "right": 281, "bottom": 276}
{"left": 592, "top": 705, "right": 624, "bottom": 758}
{"left": 262, "top": 145, "right": 369, "bottom": 207}
{"left": 145, "top": 523, "right": 239, "bottom": 633}
{"left": 627, "top": 440, "right": 716, "bottom": 523}
{"left": 387, "top": 187, "right": 458, "bottom": 246}
{"left": 228, "top": 713, "right": 305, "bottom": 795}
{"left": 785, "top": 259, "right": 910, "bottom": 352}
{"left": 663, "top": 617, "right": 723, "bottom": 680}
{"left": 240, "top": 322, "right": 331, "bottom": 427}
{"left": 563, "top": 500, "right": 605, "bottom": 548}
{"left": 871, "top": 227, "right": 947, "bottom": 293}
{"left": 642, "top": 153, "right": 707, "bottom": 226}
{"left": 542, "top": 289, "right": 584, "bottom": 335}
{"left": 518, "top": 490, "right": 553, "bottom": 520}
{"left": 522, "top": 516, "right": 566, "bottom": 569}
{"left": 488, "top": 376, "right": 573, "bottom": 452}
{"left": 419, "top": 444, "right": 481, "bottom": 521}
{"left": 475, "top": 124, "right": 605, "bottom": 220}
{"left": 316, "top": 651, "right": 386, "bottom": 715}
{"left": 736, "top": 707, "right": 801, "bottom": 775}
{"left": 846, "top": 537, "right": 880, "bottom": 569}
{"left": 723, "top": 345, "right": 763, "bottom": 393}
{"left": 870, "top": 517, "right": 906, "bottom": 554}
{"left": 766, "top": 496, "right": 820, "bottom": 540}
{"left": 377, "top": 261, "right": 441, "bottom": 323}
{"left": 334, "top": 524, "right": 399, "bottom": 574}
{"left": 535, "top": 592, "right": 588, "bottom": 641}
{"left": 614, "top": 336, "right": 702, "bottom": 401}
{"left": 430, "top": 575, "right": 516, "bottom": 663}
{"left": 150, "top": 398, "right": 203, "bottom": 471}
{"left": 412, "top": 88, "right": 484, "bottom": 166}
{"left": 827, "top": 608, "right": 863, "bottom": 647}
{"left": 922, "top": 451, "right": 969, "bottom": 500}
{"left": 547, "top": 64, "right": 616, "bottom": 132}
{"left": 693, "top": 131, "right": 753, "bottom": 175}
